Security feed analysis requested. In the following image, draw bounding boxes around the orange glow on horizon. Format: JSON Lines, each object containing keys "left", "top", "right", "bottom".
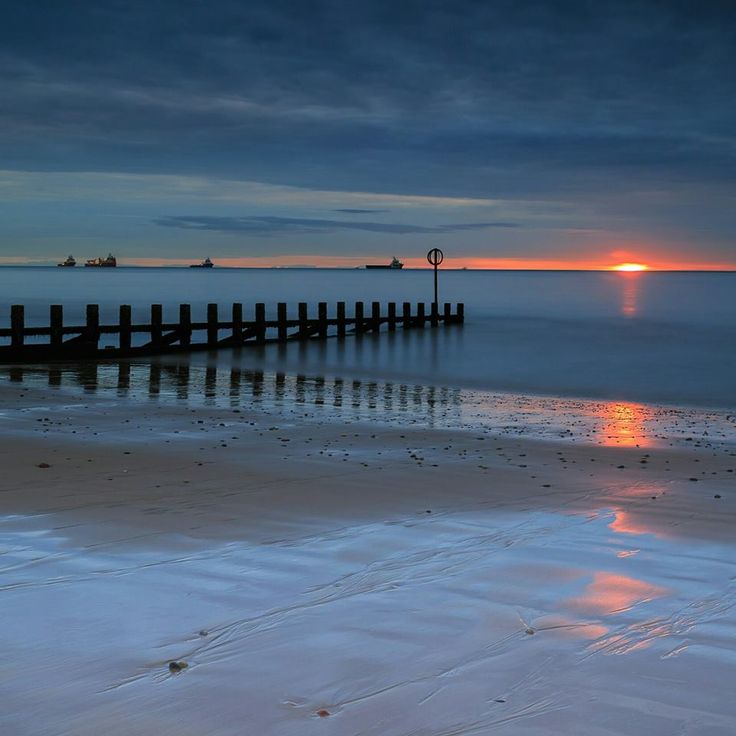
{"left": 89, "top": 255, "right": 736, "bottom": 271}
{"left": 612, "top": 263, "right": 648, "bottom": 272}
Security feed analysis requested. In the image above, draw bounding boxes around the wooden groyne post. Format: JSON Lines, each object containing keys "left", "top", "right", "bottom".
{"left": 0, "top": 301, "right": 464, "bottom": 363}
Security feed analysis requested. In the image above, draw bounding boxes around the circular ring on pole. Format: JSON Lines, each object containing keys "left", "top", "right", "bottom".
{"left": 427, "top": 248, "right": 444, "bottom": 266}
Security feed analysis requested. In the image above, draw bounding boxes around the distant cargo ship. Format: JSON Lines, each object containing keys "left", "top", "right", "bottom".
{"left": 366, "top": 257, "right": 404, "bottom": 270}
{"left": 57, "top": 255, "right": 76, "bottom": 267}
{"left": 84, "top": 253, "right": 117, "bottom": 267}
{"left": 190, "top": 257, "right": 214, "bottom": 268}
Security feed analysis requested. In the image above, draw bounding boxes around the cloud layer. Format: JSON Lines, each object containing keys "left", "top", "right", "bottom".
{"left": 154, "top": 215, "right": 519, "bottom": 235}
{"left": 1, "top": 1, "right": 735, "bottom": 263}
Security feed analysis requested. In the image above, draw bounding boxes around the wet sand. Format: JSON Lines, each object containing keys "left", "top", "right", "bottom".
{"left": 1, "top": 382, "right": 735, "bottom": 735}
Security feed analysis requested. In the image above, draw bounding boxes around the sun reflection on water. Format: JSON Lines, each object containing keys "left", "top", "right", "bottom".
{"left": 619, "top": 271, "right": 642, "bottom": 317}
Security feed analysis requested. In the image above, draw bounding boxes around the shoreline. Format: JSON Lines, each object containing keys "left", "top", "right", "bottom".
{"left": 4, "top": 353, "right": 736, "bottom": 414}
{"left": 2, "top": 380, "right": 735, "bottom": 734}
{"left": 3, "top": 364, "right": 735, "bottom": 450}
{"left": 3, "top": 269, "right": 735, "bottom": 410}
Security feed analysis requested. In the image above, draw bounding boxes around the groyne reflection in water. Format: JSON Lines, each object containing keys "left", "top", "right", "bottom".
{"left": 2, "top": 361, "right": 732, "bottom": 448}
{"left": 1, "top": 361, "right": 463, "bottom": 428}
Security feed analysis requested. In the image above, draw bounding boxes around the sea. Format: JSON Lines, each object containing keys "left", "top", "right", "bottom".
{"left": 1, "top": 267, "right": 734, "bottom": 411}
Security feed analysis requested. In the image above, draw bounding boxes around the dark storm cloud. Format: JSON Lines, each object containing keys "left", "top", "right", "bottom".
{"left": 1, "top": 0, "right": 736, "bottom": 251}
{"left": 154, "top": 215, "right": 519, "bottom": 235}
{"left": 2, "top": 3, "right": 735, "bottom": 185}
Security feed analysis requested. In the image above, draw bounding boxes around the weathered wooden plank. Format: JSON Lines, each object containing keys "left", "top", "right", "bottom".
{"left": 207, "top": 304, "right": 218, "bottom": 346}
{"left": 151, "top": 304, "right": 163, "bottom": 344}
{"left": 277, "top": 303, "right": 288, "bottom": 342}
{"left": 50, "top": 305, "right": 63, "bottom": 349}
{"left": 336, "top": 302, "right": 346, "bottom": 338}
{"left": 156, "top": 330, "right": 185, "bottom": 347}
{"left": 298, "top": 303, "right": 308, "bottom": 339}
{"left": 402, "top": 301, "right": 411, "bottom": 328}
{"left": 179, "top": 304, "right": 192, "bottom": 346}
{"left": 430, "top": 301, "right": 439, "bottom": 327}
{"left": 86, "top": 304, "right": 100, "bottom": 347}
{"left": 318, "top": 302, "right": 328, "bottom": 339}
{"left": 255, "top": 303, "right": 266, "bottom": 344}
{"left": 388, "top": 302, "right": 396, "bottom": 331}
{"left": 119, "top": 305, "right": 132, "bottom": 351}
{"left": 232, "top": 303, "right": 243, "bottom": 343}
{"left": 372, "top": 301, "right": 381, "bottom": 332}
{"left": 11, "top": 305, "right": 24, "bottom": 349}
{"left": 416, "top": 302, "right": 425, "bottom": 329}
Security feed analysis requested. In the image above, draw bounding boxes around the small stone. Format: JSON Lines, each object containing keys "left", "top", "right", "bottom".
{"left": 525, "top": 627, "right": 535, "bottom": 635}
{"left": 37, "top": 462, "right": 51, "bottom": 468}
{"left": 198, "top": 630, "right": 209, "bottom": 637}
{"left": 316, "top": 709, "right": 331, "bottom": 718}
{"left": 714, "top": 494, "right": 722, "bottom": 499}
{"left": 689, "top": 478, "right": 699, "bottom": 482}
{"left": 168, "top": 661, "right": 188, "bottom": 673}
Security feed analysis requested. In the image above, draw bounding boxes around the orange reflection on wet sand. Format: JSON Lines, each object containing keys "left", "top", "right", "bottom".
{"left": 608, "top": 483, "right": 670, "bottom": 537}
{"left": 566, "top": 571, "right": 669, "bottom": 616}
{"left": 609, "top": 509, "right": 659, "bottom": 537}
{"left": 594, "top": 401, "right": 653, "bottom": 448}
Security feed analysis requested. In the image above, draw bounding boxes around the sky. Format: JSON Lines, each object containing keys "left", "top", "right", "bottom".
{"left": 1, "top": 0, "right": 735, "bottom": 269}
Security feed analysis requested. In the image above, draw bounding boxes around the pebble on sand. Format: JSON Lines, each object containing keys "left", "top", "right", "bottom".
{"left": 168, "top": 661, "right": 188, "bottom": 673}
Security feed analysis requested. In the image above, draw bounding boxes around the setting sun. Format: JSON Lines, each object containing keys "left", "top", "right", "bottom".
{"left": 612, "top": 263, "right": 649, "bottom": 272}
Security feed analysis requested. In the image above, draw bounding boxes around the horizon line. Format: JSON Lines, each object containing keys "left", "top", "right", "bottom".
{"left": 1, "top": 263, "right": 735, "bottom": 273}
{"left": 3, "top": 254, "right": 736, "bottom": 271}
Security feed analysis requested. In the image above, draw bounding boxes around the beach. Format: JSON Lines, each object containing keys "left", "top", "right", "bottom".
{"left": 2, "top": 376, "right": 735, "bottom": 735}
{"left": 5, "top": 1, "right": 736, "bottom": 732}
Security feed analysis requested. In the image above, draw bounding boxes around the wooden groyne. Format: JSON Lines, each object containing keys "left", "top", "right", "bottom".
{"left": 0, "top": 301, "right": 464, "bottom": 363}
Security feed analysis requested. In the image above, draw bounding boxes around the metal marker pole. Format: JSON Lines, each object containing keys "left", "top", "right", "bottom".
{"left": 427, "top": 248, "right": 444, "bottom": 314}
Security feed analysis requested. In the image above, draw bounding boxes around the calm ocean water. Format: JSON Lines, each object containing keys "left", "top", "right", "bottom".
{"left": 1, "top": 267, "right": 734, "bottom": 408}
